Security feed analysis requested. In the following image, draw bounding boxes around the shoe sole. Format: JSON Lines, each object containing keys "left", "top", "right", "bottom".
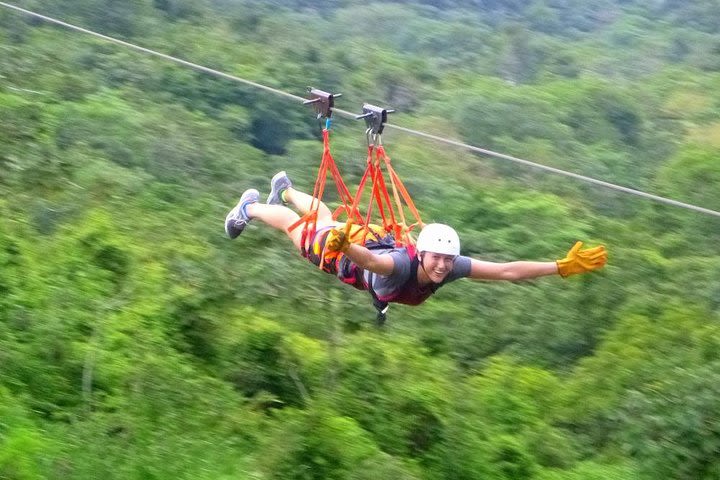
{"left": 267, "top": 171, "right": 290, "bottom": 205}
{"left": 225, "top": 189, "right": 259, "bottom": 238}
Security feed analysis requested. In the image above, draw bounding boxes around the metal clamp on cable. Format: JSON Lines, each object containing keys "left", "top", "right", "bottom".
{"left": 356, "top": 103, "right": 394, "bottom": 146}
{"left": 304, "top": 87, "right": 341, "bottom": 120}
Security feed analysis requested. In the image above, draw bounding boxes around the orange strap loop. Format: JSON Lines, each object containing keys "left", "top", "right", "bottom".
{"left": 293, "top": 129, "right": 423, "bottom": 262}
{"left": 376, "top": 145, "right": 423, "bottom": 245}
{"left": 288, "top": 129, "right": 359, "bottom": 257}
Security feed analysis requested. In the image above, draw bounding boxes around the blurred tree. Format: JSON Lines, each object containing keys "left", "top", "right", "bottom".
{"left": 152, "top": 0, "right": 210, "bottom": 21}
{"left": 257, "top": 407, "right": 387, "bottom": 480}
{"left": 562, "top": 84, "right": 644, "bottom": 147}
{"left": 456, "top": 94, "right": 570, "bottom": 156}
{"left": 498, "top": 24, "right": 545, "bottom": 84}
{"left": 657, "top": 144, "right": 720, "bottom": 211}
{"left": 217, "top": 315, "right": 320, "bottom": 407}
{"left": 0, "top": 387, "right": 48, "bottom": 480}
{"left": 653, "top": 144, "right": 720, "bottom": 249}
{"left": 616, "top": 361, "right": 720, "bottom": 479}
{"left": 467, "top": 357, "right": 578, "bottom": 469}
{"left": 3, "top": 2, "right": 720, "bottom": 479}
{"left": 249, "top": 96, "right": 309, "bottom": 155}
{"left": 562, "top": 305, "right": 720, "bottom": 454}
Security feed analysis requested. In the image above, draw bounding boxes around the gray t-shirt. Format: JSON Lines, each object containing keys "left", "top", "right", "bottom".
{"left": 364, "top": 247, "right": 472, "bottom": 297}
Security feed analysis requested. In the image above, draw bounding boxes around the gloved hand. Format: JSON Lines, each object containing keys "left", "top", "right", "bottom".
{"left": 556, "top": 241, "right": 607, "bottom": 277}
{"left": 326, "top": 228, "right": 351, "bottom": 253}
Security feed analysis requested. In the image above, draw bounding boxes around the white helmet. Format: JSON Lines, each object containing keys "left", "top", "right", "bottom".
{"left": 416, "top": 223, "right": 460, "bottom": 256}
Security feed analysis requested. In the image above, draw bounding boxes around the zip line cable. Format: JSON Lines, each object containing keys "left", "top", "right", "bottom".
{"left": 388, "top": 124, "right": 720, "bottom": 218}
{"left": 2, "top": 1, "right": 720, "bottom": 219}
{"left": 0, "top": 2, "right": 305, "bottom": 103}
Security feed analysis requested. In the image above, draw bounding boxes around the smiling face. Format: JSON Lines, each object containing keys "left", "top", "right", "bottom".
{"left": 418, "top": 251, "right": 456, "bottom": 284}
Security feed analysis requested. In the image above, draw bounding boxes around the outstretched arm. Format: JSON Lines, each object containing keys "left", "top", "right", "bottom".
{"left": 344, "top": 243, "right": 395, "bottom": 276}
{"left": 469, "top": 242, "right": 607, "bottom": 281}
{"left": 469, "top": 259, "right": 559, "bottom": 281}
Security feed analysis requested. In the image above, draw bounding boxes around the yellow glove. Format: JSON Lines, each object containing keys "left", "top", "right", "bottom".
{"left": 556, "top": 241, "right": 607, "bottom": 278}
{"left": 326, "top": 228, "right": 351, "bottom": 253}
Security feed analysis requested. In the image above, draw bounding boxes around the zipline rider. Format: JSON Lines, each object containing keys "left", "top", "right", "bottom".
{"left": 225, "top": 171, "right": 608, "bottom": 323}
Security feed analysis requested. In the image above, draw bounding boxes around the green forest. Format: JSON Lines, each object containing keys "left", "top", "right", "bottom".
{"left": 2, "top": 0, "right": 720, "bottom": 478}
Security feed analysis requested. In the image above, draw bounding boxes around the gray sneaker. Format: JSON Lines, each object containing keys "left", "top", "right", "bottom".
{"left": 225, "top": 188, "right": 259, "bottom": 239}
{"left": 266, "top": 171, "right": 293, "bottom": 205}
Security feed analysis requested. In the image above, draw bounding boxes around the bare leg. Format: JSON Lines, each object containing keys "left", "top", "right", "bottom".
{"left": 245, "top": 203, "right": 304, "bottom": 250}
{"left": 284, "top": 187, "right": 333, "bottom": 223}
{"left": 245, "top": 185, "right": 337, "bottom": 251}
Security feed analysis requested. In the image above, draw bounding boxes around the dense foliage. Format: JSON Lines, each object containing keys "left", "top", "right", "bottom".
{"left": 2, "top": 0, "right": 720, "bottom": 478}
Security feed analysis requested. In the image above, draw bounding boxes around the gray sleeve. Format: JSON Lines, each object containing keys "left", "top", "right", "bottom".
{"left": 443, "top": 255, "right": 472, "bottom": 283}
{"left": 389, "top": 250, "right": 412, "bottom": 277}
{"left": 365, "top": 250, "right": 412, "bottom": 297}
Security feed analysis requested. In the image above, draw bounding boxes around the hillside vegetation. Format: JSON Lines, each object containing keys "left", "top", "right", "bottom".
{"left": 2, "top": 1, "right": 720, "bottom": 479}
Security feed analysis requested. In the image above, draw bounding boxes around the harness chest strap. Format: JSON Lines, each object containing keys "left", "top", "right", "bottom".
{"left": 367, "top": 272, "right": 390, "bottom": 327}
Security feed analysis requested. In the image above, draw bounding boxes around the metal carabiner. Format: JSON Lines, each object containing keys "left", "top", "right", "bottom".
{"left": 365, "top": 127, "right": 377, "bottom": 147}
{"left": 356, "top": 103, "right": 393, "bottom": 144}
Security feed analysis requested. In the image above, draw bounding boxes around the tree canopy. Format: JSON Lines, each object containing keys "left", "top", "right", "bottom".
{"left": 2, "top": 0, "right": 720, "bottom": 478}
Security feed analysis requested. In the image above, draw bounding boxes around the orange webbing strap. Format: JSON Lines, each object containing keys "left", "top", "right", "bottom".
{"left": 334, "top": 145, "right": 376, "bottom": 245}
{"left": 288, "top": 129, "right": 366, "bottom": 257}
{"left": 334, "top": 146, "right": 373, "bottom": 224}
{"left": 376, "top": 145, "right": 423, "bottom": 245}
{"left": 328, "top": 154, "right": 362, "bottom": 224}
{"left": 288, "top": 129, "right": 423, "bottom": 263}
{"left": 322, "top": 131, "right": 361, "bottom": 223}
{"left": 338, "top": 143, "right": 424, "bottom": 249}
{"left": 367, "top": 147, "right": 393, "bottom": 227}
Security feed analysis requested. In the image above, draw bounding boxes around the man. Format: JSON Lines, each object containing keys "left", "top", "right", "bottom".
{"left": 225, "top": 171, "right": 607, "bottom": 310}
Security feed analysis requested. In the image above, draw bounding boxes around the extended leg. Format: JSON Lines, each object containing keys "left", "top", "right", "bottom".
{"left": 226, "top": 173, "right": 337, "bottom": 251}
{"left": 245, "top": 203, "right": 304, "bottom": 250}
{"left": 267, "top": 171, "right": 333, "bottom": 224}
{"left": 284, "top": 187, "right": 333, "bottom": 223}
{"left": 225, "top": 189, "right": 303, "bottom": 250}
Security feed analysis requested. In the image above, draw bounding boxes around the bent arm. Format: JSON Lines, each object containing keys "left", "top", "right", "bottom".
{"left": 469, "top": 259, "right": 559, "bottom": 281}
{"left": 343, "top": 244, "right": 395, "bottom": 276}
